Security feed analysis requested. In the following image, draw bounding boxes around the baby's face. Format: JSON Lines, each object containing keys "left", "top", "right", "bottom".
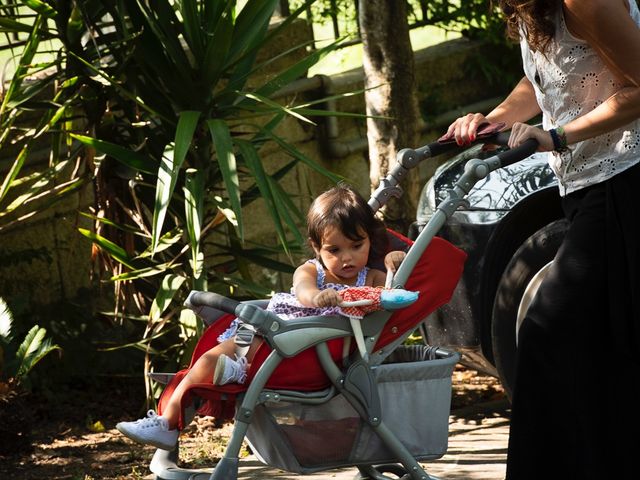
{"left": 314, "top": 225, "right": 370, "bottom": 285}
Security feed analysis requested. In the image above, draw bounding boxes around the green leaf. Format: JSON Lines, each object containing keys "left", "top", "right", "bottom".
{"left": 174, "top": 111, "right": 200, "bottom": 166}
{"left": 14, "top": 326, "right": 61, "bottom": 380}
{"left": 267, "top": 177, "right": 305, "bottom": 245}
{"left": 0, "top": 297, "right": 13, "bottom": 341}
{"left": 252, "top": 40, "right": 342, "bottom": 100}
{"left": 79, "top": 211, "right": 147, "bottom": 237}
{"left": 232, "top": 246, "right": 298, "bottom": 273}
{"left": 3, "top": 159, "right": 74, "bottom": 212}
{"left": 0, "top": 14, "right": 43, "bottom": 118}
{"left": 78, "top": 228, "right": 136, "bottom": 270}
{"left": 178, "top": 308, "right": 200, "bottom": 342}
{"left": 133, "top": 0, "right": 192, "bottom": 75}
{"left": 23, "top": 0, "right": 57, "bottom": 17}
{"left": 151, "top": 110, "right": 199, "bottom": 253}
{"left": 149, "top": 273, "right": 186, "bottom": 324}
{"left": 0, "top": 18, "right": 36, "bottom": 34}
{"left": 267, "top": 130, "right": 343, "bottom": 184}
{"left": 207, "top": 118, "right": 243, "bottom": 240}
{"left": 71, "top": 134, "right": 156, "bottom": 174}
{"left": 180, "top": 0, "right": 203, "bottom": 61}
{"left": 138, "top": 228, "right": 183, "bottom": 258}
{"left": 66, "top": 51, "right": 173, "bottom": 124}
{"left": 236, "top": 139, "right": 291, "bottom": 253}
{"left": 227, "top": 0, "right": 278, "bottom": 64}
{"left": 220, "top": 274, "right": 273, "bottom": 297}
{"left": 0, "top": 144, "right": 29, "bottom": 205}
{"left": 241, "top": 91, "right": 315, "bottom": 125}
{"left": 184, "top": 168, "right": 204, "bottom": 280}
{"left": 200, "top": 3, "right": 234, "bottom": 90}
{"left": 110, "top": 265, "right": 171, "bottom": 282}
{"left": 4, "top": 74, "right": 57, "bottom": 111}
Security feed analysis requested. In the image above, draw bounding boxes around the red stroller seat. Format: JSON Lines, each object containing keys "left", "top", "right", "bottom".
{"left": 157, "top": 233, "right": 466, "bottom": 430}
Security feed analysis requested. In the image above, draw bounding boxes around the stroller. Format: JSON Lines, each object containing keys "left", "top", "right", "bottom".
{"left": 148, "top": 132, "right": 538, "bottom": 480}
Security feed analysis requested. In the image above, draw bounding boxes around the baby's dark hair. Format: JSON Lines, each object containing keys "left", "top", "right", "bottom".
{"left": 307, "top": 183, "right": 388, "bottom": 264}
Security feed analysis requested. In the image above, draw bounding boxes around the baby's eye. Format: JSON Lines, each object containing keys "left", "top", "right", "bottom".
{"left": 327, "top": 248, "right": 339, "bottom": 254}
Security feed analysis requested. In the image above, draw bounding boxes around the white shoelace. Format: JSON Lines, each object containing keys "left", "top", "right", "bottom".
{"left": 234, "top": 356, "right": 248, "bottom": 384}
{"left": 135, "top": 410, "right": 167, "bottom": 430}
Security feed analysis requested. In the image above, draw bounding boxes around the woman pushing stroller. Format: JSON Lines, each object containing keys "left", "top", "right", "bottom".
{"left": 447, "top": 0, "right": 640, "bottom": 478}
{"left": 116, "top": 183, "right": 406, "bottom": 451}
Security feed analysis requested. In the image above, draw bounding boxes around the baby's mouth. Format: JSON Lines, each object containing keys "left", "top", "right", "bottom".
{"left": 342, "top": 265, "right": 354, "bottom": 273}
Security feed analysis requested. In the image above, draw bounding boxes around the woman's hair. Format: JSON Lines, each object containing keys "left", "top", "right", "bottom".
{"left": 498, "top": 0, "right": 561, "bottom": 53}
{"left": 306, "top": 183, "right": 388, "bottom": 265}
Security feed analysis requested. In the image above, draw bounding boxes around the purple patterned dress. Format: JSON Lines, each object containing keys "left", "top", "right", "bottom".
{"left": 218, "top": 259, "right": 369, "bottom": 342}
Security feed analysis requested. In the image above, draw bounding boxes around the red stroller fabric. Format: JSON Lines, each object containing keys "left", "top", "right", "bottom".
{"left": 158, "top": 234, "right": 466, "bottom": 430}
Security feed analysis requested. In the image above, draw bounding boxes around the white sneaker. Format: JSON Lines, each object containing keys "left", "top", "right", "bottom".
{"left": 213, "top": 354, "right": 248, "bottom": 385}
{"left": 116, "top": 410, "right": 178, "bottom": 450}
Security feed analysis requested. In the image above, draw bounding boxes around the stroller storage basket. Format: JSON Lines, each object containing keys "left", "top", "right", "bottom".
{"left": 245, "top": 345, "right": 459, "bottom": 474}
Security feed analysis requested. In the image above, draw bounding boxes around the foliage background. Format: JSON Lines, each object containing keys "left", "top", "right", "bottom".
{"left": 0, "top": 0, "right": 516, "bottom": 401}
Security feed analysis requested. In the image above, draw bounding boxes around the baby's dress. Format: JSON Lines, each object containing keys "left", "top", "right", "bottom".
{"left": 217, "top": 259, "right": 368, "bottom": 342}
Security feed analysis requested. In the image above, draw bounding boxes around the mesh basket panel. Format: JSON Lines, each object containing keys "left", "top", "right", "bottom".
{"left": 245, "top": 346, "right": 458, "bottom": 474}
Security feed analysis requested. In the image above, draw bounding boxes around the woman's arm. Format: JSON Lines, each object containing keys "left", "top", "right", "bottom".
{"left": 446, "top": 76, "right": 541, "bottom": 145}
{"left": 559, "top": 0, "right": 640, "bottom": 145}
{"left": 486, "top": 76, "right": 542, "bottom": 128}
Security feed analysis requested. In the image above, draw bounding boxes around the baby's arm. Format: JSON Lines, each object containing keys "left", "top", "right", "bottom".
{"left": 292, "top": 263, "right": 341, "bottom": 307}
{"left": 368, "top": 250, "right": 407, "bottom": 286}
{"left": 384, "top": 250, "right": 406, "bottom": 274}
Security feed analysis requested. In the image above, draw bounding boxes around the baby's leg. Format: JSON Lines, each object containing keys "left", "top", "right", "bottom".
{"left": 161, "top": 338, "right": 237, "bottom": 429}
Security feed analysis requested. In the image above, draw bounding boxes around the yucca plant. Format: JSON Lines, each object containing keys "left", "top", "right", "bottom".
{"left": 0, "top": 0, "right": 349, "bottom": 399}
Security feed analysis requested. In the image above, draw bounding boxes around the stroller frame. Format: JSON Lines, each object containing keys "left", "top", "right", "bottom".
{"left": 148, "top": 133, "right": 538, "bottom": 480}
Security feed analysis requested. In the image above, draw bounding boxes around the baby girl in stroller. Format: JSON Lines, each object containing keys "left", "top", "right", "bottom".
{"left": 116, "top": 183, "right": 407, "bottom": 451}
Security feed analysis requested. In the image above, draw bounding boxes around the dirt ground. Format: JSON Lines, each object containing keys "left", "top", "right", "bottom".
{"left": 0, "top": 366, "right": 505, "bottom": 480}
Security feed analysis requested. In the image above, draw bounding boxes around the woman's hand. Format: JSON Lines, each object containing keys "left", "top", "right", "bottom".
{"left": 384, "top": 250, "right": 406, "bottom": 274}
{"left": 444, "top": 113, "right": 490, "bottom": 146}
{"left": 509, "top": 122, "right": 554, "bottom": 152}
{"left": 312, "top": 289, "right": 341, "bottom": 308}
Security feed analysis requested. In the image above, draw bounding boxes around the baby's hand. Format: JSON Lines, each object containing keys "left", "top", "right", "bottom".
{"left": 384, "top": 250, "right": 406, "bottom": 274}
{"left": 312, "top": 289, "right": 341, "bottom": 308}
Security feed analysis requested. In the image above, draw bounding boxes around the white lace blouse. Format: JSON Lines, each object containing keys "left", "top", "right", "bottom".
{"left": 520, "top": 2, "right": 640, "bottom": 196}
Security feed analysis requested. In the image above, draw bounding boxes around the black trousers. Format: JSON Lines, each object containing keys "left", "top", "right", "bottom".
{"left": 506, "top": 162, "right": 640, "bottom": 480}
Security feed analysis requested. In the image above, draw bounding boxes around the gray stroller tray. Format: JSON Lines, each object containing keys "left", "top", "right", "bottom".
{"left": 246, "top": 345, "right": 459, "bottom": 474}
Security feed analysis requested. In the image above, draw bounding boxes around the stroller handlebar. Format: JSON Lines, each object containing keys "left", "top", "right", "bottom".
{"left": 424, "top": 131, "right": 539, "bottom": 166}
{"left": 369, "top": 131, "right": 538, "bottom": 211}
{"left": 185, "top": 291, "right": 241, "bottom": 316}
{"left": 494, "top": 136, "right": 539, "bottom": 167}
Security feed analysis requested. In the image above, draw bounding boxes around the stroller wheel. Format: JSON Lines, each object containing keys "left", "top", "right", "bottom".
{"left": 355, "top": 463, "right": 408, "bottom": 479}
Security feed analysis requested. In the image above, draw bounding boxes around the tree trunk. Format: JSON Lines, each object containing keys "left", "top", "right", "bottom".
{"left": 359, "top": 0, "right": 421, "bottom": 234}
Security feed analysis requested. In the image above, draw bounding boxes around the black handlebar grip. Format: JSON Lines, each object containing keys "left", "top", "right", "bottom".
{"left": 420, "top": 130, "right": 538, "bottom": 167}
{"left": 188, "top": 291, "right": 240, "bottom": 315}
{"left": 424, "top": 130, "right": 512, "bottom": 158}
{"left": 496, "top": 137, "right": 539, "bottom": 168}
{"left": 422, "top": 140, "right": 462, "bottom": 158}
{"left": 491, "top": 131, "right": 512, "bottom": 146}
